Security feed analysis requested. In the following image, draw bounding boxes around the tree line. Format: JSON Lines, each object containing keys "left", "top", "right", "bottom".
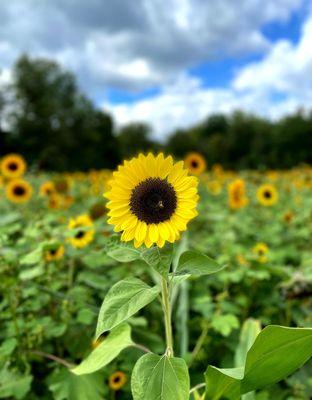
{"left": 0, "top": 55, "right": 311, "bottom": 171}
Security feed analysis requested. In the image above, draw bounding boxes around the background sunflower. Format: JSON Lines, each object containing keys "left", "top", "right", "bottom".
{"left": 5, "top": 179, "right": 33, "bottom": 203}
{"left": 184, "top": 152, "right": 207, "bottom": 176}
{"left": 68, "top": 214, "right": 95, "bottom": 248}
{"left": 257, "top": 184, "right": 278, "bottom": 206}
{"left": 1, "top": 154, "right": 26, "bottom": 179}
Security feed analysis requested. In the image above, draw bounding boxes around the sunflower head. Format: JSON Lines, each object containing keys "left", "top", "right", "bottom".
{"left": 257, "top": 184, "right": 278, "bottom": 206}
{"left": 39, "top": 181, "right": 56, "bottom": 197}
{"left": 228, "top": 179, "right": 248, "bottom": 210}
{"left": 44, "top": 245, "right": 65, "bottom": 262}
{"left": 6, "top": 179, "right": 33, "bottom": 204}
{"left": 1, "top": 154, "right": 26, "bottom": 179}
{"left": 184, "top": 152, "right": 206, "bottom": 176}
{"left": 207, "top": 180, "right": 222, "bottom": 195}
{"left": 108, "top": 371, "right": 127, "bottom": 391}
{"left": 89, "top": 202, "right": 107, "bottom": 220}
{"left": 105, "top": 153, "right": 199, "bottom": 248}
{"left": 68, "top": 214, "right": 95, "bottom": 248}
{"left": 54, "top": 177, "right": 70, "bottom": 194}
{"left": 283, "top": 211, "right": 294, "bottom": 223}
{"left": 252, "top": 243, "right": 269, "bottom": 263}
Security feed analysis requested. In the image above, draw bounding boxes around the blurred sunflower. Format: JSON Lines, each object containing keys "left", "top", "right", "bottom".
{"left": 252, "top": 243, "right": 269, "bottom": 264}
{"left": 68, "top": 214, "right": 94, "bottom": 248}
{"left": 44, "top": 245, "right": 65, "bottom": 262}
{"left": 184, "top": 152, "right": 206, "bottom": 176}
{"left": 1, "top": 154, "right": 26, "bottom": 179}
{"left": 108, "top": 371, "right": 127, "bottom": 391}
{"left": 47, "top": 193, "right": 62, "bottom": 209}
{"left": 89, "top": 202, "right": 107, "bottom": 220}
{"left": 54, "top": 177, "right": 70, "bottom": 194}
{"left": 105, "top": 153, "right": 199, "bottom": 248}
{"left": 228, "top": 179, "right": 248, "bottom": 210}
{"left": 6, "top": 179, "right": 33, "bottom": 203}
{"left": 207, "top": 180, "right": 222, "bottom": 195}
{"left": 39, "top": 181, "right": 56, "bottom": 197}
{"left": 257, "top": 184, "right": 278, "bottom": 206}
{"left": 283, "top": 211, "right": 294, "bottom": 223}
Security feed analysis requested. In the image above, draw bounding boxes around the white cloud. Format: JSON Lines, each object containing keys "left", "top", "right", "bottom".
{"left": 105, "top": 13, "right": 312, "bottom": 139}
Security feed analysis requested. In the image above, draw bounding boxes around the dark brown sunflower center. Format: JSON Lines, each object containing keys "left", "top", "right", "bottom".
{"left": 8, "top": 162, "right": 18, "bottom": 171}
{"left": 191, "top": 160, "right": 198, "bottom": 168}
{"left": 264, "top": 190, "right": 272, "bottom": 199}
{"left": 13, "top": 185, "right": 26, "bottom": 196}
{"left": 130, "top": 178, "right": 177, "bottom": 224}
{"left": 49, "top": 248, "right": 57, "bottom": 256}
{"left": 75, "top": 230, "right": 85, "bottom": 239}
{"left": 113, "top": 376, "right": 121, "bottom": 383}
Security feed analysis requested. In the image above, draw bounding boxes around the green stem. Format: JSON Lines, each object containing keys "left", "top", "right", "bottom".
{"left": 161, "top": 276, "right": 174, "bottom": 357}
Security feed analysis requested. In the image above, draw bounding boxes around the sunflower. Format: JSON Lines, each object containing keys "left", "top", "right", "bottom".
{"left": 207, "top": 180, "right": 222, "bottom": 195}
{"left": 89, "top": 202, "right": 107, "bottom": 220}
{"left": 108, "top": 371, "right": 127, "bottom": 391}
{"left": 105, "top": 153, "right": 199, "bottom": 248}
{"left": 283, "top": 211, "right": 294, "bottom": 223}
{"left": 68, "top": 214, "right": 95, "bottom": 248}
{"left": 54, "top": 177, "right": 70, "bottom": 194}
{"left": 256, "top": 184, "right": 278, "bottom": 206}
{"left": 39, "top": 181, "right": 56, "bottom": 197}
{"left": 252, "top": 243, "right": 269, "bottom": 264}
{"left": 44, "top": 245, "right": 65, "bottom": 262}
{"left": 6, "top": 179, "right": 33, "bottom": 203}
{"left": 184, "top": 152, "right": 206, "bottom": 176}
{"left": 0, "top": 154, "right": 26, "bottom": 179}
{"left": 228, "top": 179, "right": 248, "bottom": 210}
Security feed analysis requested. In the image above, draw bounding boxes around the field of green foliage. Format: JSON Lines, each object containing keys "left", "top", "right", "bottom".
{"left": 0, "top": 157, "right": 311, "bottom": 399}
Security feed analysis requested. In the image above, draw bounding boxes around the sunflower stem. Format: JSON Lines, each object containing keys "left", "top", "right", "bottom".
{"left": 161, "top": 276, "right": 174, "bottom": 357}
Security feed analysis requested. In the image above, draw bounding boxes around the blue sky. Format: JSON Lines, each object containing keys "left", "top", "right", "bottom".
{"left": 0, "top": 0, "right": 312, "bottom": 138}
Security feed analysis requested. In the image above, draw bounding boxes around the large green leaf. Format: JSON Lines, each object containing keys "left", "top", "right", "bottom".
{"left": 204, "top": 326, "right": 312, "bottom": 400}
{"left": 71, "top": 323, "right": 133, "bottom": 375}
{"left": 176, "top": 251, "right": 224, "bottom": 276}
{"left": 235, "top": 319, "right": 261, "bottom": 367}
{"left": 48, "top": 368, "right": 105, "bottom": 400}
{"left": 106, "top": 236, "right": 141, "bottom": 262}
{"left": 96, "top": 277, "right": 160, "bottom": 337}
{"left": 131, "top": 353, "right": 190, "bottom": 400}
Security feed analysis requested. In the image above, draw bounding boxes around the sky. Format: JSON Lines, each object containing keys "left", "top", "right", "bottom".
{"left": 0, "top": 0, "right": 312, "bottom": 139}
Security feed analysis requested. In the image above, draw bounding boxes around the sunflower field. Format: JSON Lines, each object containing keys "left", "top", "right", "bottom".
{"left": 0, "top": 153, "right": 311, "bottom": 400}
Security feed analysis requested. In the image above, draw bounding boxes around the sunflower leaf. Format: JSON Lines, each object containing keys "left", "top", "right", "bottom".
{"left": 106, "top": 235, "right": 141, "bottom": 262}
{"left": 71, "top": 323, "right": 133, "bottom": 375}
{"left": 141, "top": 245, "right": 173, "bottom": 276}
{"left": 176, "top": 251, "right": 224, "bottom": 277}
{"left": 95, "top": 278, "right": 160, "bottom": 336}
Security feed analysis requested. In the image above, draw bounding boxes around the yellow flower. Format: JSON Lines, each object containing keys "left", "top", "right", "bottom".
{"left": 256, "top": 184, "right": 278, "bottom": 206}
{"left": 184, "top": 152, "right": 206, "bottom": 176}
{"left": 39, "top": 181, "right": 56, "bottom": 197}
{"left": 105, "top": 153, "right": 199, "bottom": 248}
{"left": 68, "top": 214, "right": 94, "bottom": 248}
{"left": 5, "top": 179, "right": 33, "bottom": 203}
{"left": 54, "top": 177, "right": 70, "bottom": 194}
{"left": 89, "top": 202, "right": 107, "bottom": 221}
{"left": 44, "top": 245, "right": 65, "bottom": 262}
{"left": 252, "top": 243, "right": 269, "bottom": 264}
{"left": 108, "top": 371, "right": 127, "bottom": 391}
{"left": 207, "top": 180, "right": 222, "bottom": 195}
{"left": 0, "top": 154, "right": 26, "bottom": 179}
{"left": 283, "top": 211, "right": 294, "bottom": 223}
{"left": 236, "top": 254, "right": 249, "bottom": 266}
{"left": 228, "top": 179, "right": 248, "bottom": 210}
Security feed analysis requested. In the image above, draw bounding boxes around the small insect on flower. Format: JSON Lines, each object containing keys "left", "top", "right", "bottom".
{"left": 108, "top": 371, "right": 127, "bottom": 391}
{"left": 257, "top": 184, "right": 278, "bottom": 206}
{"left": 68, "top": 214, "right": 95, "bottom": 248}
{"left": 184, "top": 152, "right": 207, "bottom": 176}
{"left": 228, "top": 179, "right": 248, "bottom": 210}
{"left": 44, "top": 245, "right": 65, "bottom": 262}
{"left": 39, "top": 181, "right": 56, "bottom": 197}
{"left": 5, "top": 179, "right": 33, "bottom": 203}
{"left": 252, "top": 243, "right": 269, "bottom": 264}
{"left": 0, "top": 154, "right": 27, "bottom": 179}
{"left": 105, "top": 153, "right": 199, "bottom": 248}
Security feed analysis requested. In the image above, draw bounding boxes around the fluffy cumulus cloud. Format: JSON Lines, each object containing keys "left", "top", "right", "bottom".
{"left": 0, "top": 0, "right": 311, "bottom": 137}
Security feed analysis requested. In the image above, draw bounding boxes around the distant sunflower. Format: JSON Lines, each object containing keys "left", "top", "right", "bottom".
{"left": 257, "top": 184, "right": 278, "bottom": 206}
{"left": 184, "top": 152, "right": 206, "bottom": 176}
{"left": 108, "top": 371, "right": 127, "bottom": 391}
{"left": 89, "top": 202, "right": 107, "bottom": 221}
{"left": 44, "top": 245, "right": 65, "bottom": 262}
{"left": 6, "top": 179, "right": 33, "bottom": 203}
{"left": 1, "top": 154, "right": 26, "bottom": 179}
{"left": 252, "top": 243, "right": 269, "bottom": 264}
{"left": 105, "top": 153, "right": 199, "bottom": 248}
{"left": 283, "top": 211, "right": 294, "bottom": 223}
{"left": 228, "top": 179, "right": 248, "bottom": 210}
{"left": 207, "top": 180, "right": 222, "bottom": 195}
{"left": 54, "top": 177, "right": 70, "bottom": 194}
{"left": 68, "top": 214, "right": 94, "bottom": 248}
{"left": 39, "top": 181, "right": 56, "bottom": 197}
